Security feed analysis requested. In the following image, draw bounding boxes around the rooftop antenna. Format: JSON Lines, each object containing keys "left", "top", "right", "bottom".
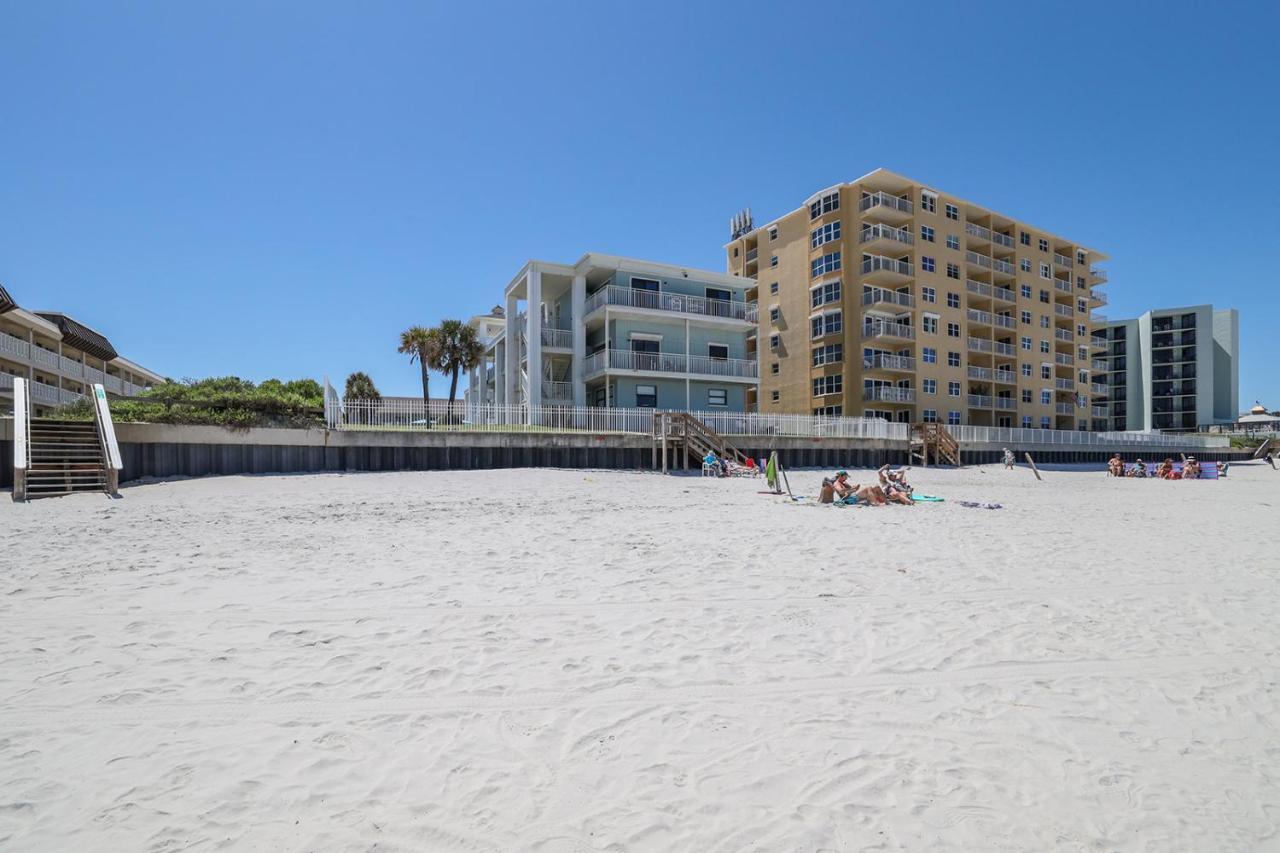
{"left": 730, "top": 207, "right": 754, "bottom": 240}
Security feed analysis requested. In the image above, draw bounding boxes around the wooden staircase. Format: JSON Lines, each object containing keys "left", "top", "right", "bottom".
{"left": 1253, "top": 437, "right": 1277, "bottom": 460}
{"left": 25, "top": 418, "right": 111, "bottom": 498}
{"left": 910, "top": 422, "right": 961, "bottom": 467}
{"left": 654, "top": 412, "right": 748, "bottom": 471}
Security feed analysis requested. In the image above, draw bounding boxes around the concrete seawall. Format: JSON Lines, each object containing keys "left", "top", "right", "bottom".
{"left": 0, "top": 418, "right": 1249, "bottom": 489}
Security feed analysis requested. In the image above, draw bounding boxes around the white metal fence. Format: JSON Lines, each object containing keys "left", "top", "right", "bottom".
{"left": 948, "top": 425, "right": 1229, "bottom": 449}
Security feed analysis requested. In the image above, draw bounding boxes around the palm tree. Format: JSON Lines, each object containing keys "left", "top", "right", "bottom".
{"left": 434, "top": 319, "right": 485, "bottom": 420}
{"left": 398, "top": 326, "right": 441, "bottom": 423}
{"left": 343, "top": 371, "right": 380, "bottom": 400}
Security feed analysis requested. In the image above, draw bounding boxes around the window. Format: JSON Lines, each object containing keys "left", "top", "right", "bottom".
{"left": 945, "top": 203, "right": 959, "bottom": 220}
{"left": 1039, "top": 289, "right": 1050, "bottom": 304}
{"left": 1077, "top": 298, "right": 1087, "bottom": 313}
{"left": 922, "top": 315, "right": 938, "bottom": 334}
{"left": 1076, "top": 324, "right": 1087, "bottom": 337}
{"left": 1021, "top": 363, "right": 1032, "bottom": 377}
{"left": 1020, "top": 310, "right": 1032, "bottom": 324}
{"left": 813, "top": 374, "right": 843, "bottom": 396}
{"left": 771, "top": 362, "right": 779, "bottom": 375}
{"left": 636, "top": 384, "right": 657, "bottom": 408}
{"left": 733, "top": 247, "right": 739, "bottom": 257}
{"left": 769, "top": 333, "right": 780, "bottom": 350}
{"left": 770, "top": 255, "right": 778, "bottom": 268}
{"left": 1039, "top": 262, "right": 1051, "bottom": 279}
{"left": 923, "top": 409, "right": 938, "bottom": 422}
{"left": 1020, "top": 258, "right": 1032, "bottom": 272}
{"left": 810, "top": 279, "right": 841, "bottom": 308}
{"left": 947, "top": 351, "right": 961, "bottom": 367}
{"left": 811, "top": 251, "right": 841, "bottom": 278}
{"left": 1041, "top": 390, "right": 1052, "bottom": 405}
{"left": 1020, "top": 232, "right": 1031, "bottom": 246}
{"left": 1020, "top": 336, "right": 1032, "bottom": 350}
{"left": 810, "top": 310, "right": 842, "bottom": 339}
{"left": 1041, "top": 416, "right": 1052, "bottom": 428}
{"left": 920, "top": 192, "right": 936, "bottom": 213}
{"left": 809, "top": 191, "right": 839, "bottom": 219}
{"left": 948, "top": 410, "right": 961, "bottom": 425}
{"left": 810, "top": 220, "right": 841, "bottom": 248}
{"left": 948, "top": 381, "right": 961, "bottom": 397}
{"left": 1018, "top": 284, "right": 1030, "bottom": 299}
{"left": 813, "top": 405, "right": 843, "bottom": 416}
{"left": 708, "top": 344, "right": 729, "bottom": 361}
{"left": 946, "top": 292, "right": 960, "bottom": 308}
{"left": 946, "top": 234, "right": 960, "bottom": 250}
{"left": 812, "top": 343, "right": 843, "bottom": 366}
{"left": 922, "top": 286, "right": 936, "bottom": 303}
{"left": 1040, "top": 340, "right": 1050, "bottom": 353}
{"left": 1041, "top": 364, "right": 1051, "bottom": 379}
{"left": 1022, "top": 415, "right": 1033, "bottom": 427}
{"left": 770, "top": 282, "right": 779, "bottom": 295}
{"left": 946, "top": 263, "right": 960, "bottom": 279}
{"left": 769, "top": 306, "right": 780, "bottom": 324}
{"left": 1076, "top": 251, "right": 1086, "bottom": 264}
{"left": 771, "top": 390, "right": 780, "bottom": 402}
{"left": 768, "top": 226, "right": 778, "bottom": 241}
{"left": 923, "top": 378, "right": 937, "bottom": 394}
{"left": 1038, "top": 238, "right": 1049, "bottom": 252}
{"left": 920, "top": 225, "right": 935, "bottom": 242}
{"left": 1039, "top": 315, "right": 1050, "bottom": 328}
{"left": 1078, "top": 370, "right": 1088, "bottom": 384}
{"left": 708, "top": 388, "right": 728, "bottom": 407}
{"left": 1021, "top": 389, "right": 1032, "bottom": 403}
{"left": 947, "top": 322, "right": 960, "bottom": 338}
{"left": 922, "top": 346, "right": 937, "bottom": 364}
{"left": 921, "top": 256, "right": 936, "bottom": 273}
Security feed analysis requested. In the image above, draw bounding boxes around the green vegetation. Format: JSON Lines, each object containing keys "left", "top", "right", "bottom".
{"left": 397, "top": 325, "right": 441, "bottom": 408}
{"left": 344, "top": 371, "right": 380, "bottom": 400}
{"left": 60, "top": 376, "right": 327, "bottom": 428}
{"left": 433, "top": 319, "right": 484, "bottom": 416}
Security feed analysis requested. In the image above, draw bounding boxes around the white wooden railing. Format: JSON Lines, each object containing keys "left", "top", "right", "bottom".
{"left": 583, "top": 285, "right": 757, "bottom": 322}
{"left": 583, "top": 349, "right": 757, "bottom": 379}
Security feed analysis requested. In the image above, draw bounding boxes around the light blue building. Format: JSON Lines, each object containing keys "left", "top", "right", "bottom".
{"left": 469, "top": 254, "right": 758, "bottom": 412}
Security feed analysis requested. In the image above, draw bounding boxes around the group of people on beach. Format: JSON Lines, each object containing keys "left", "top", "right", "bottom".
{"left": 818, "top": 465, "right": 914, "bottom": 506}
{"left": 1107, "top": 453, "right": 1218, "bottom": 480}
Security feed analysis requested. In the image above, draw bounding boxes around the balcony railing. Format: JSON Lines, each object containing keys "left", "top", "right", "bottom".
{"left": 1091, "top": 291, "right": 1108, "bottom": 306}
{"left": 543, "top": 380, "right": 574, "bottom": 401}
{"left": 583, "top": 348, "right": 758, "bottom": 379}
{"left": 864, "top": 353, "right": 916, "bottom": 371}
{"left": 967, "top": 366, "right": 993, "bottom": 381}
{"left": 1091, "top": 406, "right": 1109, "bottom": 418}
{"left": 1053, "top": 328, "right": 1074, "bottom": 343}
{"left": 1092, "top": 359, "right": 1109, "bottom": 371}
{"left": 968, "top": 337, "right": 992, "bottom": 353}
{"left": 1053, "top": 253, "right": 1074, "bottom": 268}
{"left": 583, "top": 285, "right": 757, "bottom": 323}
{"left": 1055, "top": 353, "right": 1075, "bottom": 366}
{"left": 965, "top": 251, "right": 992, "bottom": 270}
{"left": 542, "top": 327, "right": 573, "bottom": 349}
{"left": 1054, "top": 303, "right": 1075, "bottom": 318}
{"left": 995, "top": 341, "right": 1016, "bottom": 356}
{"left": 745, "top": 248, "right": 758, "bottom": 262}
{"left": 863, "top": 386, "right": 916, "bottom": 403}
{"left": 862, "top": 286, "right": 915, "bottom": 308}
{"left": 1056, "top": 403, "right": 1076, "bottom": 415}
{"left": 994, "top": 396, "right": 1017, "bottom": 410}
{"left": 1090, "top": 383, "right": 1108, "bottom": 395}
{"left": 860, "top": 223, "right": 914, "bottom": 246}
{"left": 1054, "top": 279, "right": 1074, "bottom": 294}
{"left": 1090, "top": 267, "right": 1107, "bottom": 281}
{"left": 994, "top": 369, "right": 1016, "bottom": 383}
{"left": 861, "top": 255, "right": 914, "bottom": 277}
{"left": 1055, "top": 378, "right": 1075, "bottom": 391}
{"left": 863, "top": 320, "right": 915, "bottom": 340}
{"left": 859, "top": 191, "right": 914, "bottom": 215}
{"left": 992, "top": 258, "right": 1015, "bottom": 275}
{"left": 967, "top": 394, "right": 993, "bottom": 408}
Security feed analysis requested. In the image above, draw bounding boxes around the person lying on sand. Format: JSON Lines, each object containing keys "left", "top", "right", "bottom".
{"left": 877, "top": 465, "right": 914, "bottom": 505}
{"left": 1107, "top": 454, "right": 1125, "bottom": 477}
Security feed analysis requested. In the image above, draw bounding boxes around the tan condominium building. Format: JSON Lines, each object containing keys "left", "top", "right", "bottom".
{"left": 725, "top": 168, "right": 1109, "bottom": 430}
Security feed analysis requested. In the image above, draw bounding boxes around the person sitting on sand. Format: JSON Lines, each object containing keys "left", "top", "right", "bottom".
{"left": 828, "top": 471, "right": 889, "bottom": 506}
{"left": 1183, "top": 457, "right": 1200, "bottom": 480}
{"left": 1003, "top": 448, "right": 1016, "bottom": 470}
{"left": 1156, "top": 458, "right": 1174, "bottom": 479}
{"left": 703, "top": 451, "right": 724, "bottom": 477}
{"left": 877, "top": 464, "right": 914, "bottom": 505}
{"left": 1107, "top": 453, "right": 1125, "bottom": 477}
{"left": 1128, "top": 458, "right": 1147, "bottom": 478}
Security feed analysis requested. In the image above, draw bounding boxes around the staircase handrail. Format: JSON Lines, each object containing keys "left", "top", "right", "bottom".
{"left": 91, "top": 383, "right": 123, "bottom": 495}
{"left": 13, "top": 376, "right": 30, "bottom": 500}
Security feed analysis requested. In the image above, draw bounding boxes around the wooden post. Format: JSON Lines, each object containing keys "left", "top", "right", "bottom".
{"left": 1024, "top": 452, "right": 1043, "bottom": 481}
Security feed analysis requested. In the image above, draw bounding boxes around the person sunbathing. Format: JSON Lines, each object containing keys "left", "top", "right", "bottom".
{"left": 1128, "top": 459, "right": 1148, "bottom": 478}
{"left": 1183, "top": 457, "right": 1200, "bottom": 479}
{"left": 1107, "top": 454, "right": 1125, "bottom": 477}
{"left": 1156, "top": 458, "right": 1174, "bottom": 479}
{"left": 830, "top": 471, "right": 888, "bottom": 506}
{"left": 876, "top": 465, "right": 914, "bottom": 505}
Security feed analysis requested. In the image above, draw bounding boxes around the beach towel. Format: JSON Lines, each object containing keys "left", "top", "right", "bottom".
{"left": 958, "top": 500, "right": 1003, "bottom": 510}
{"left": 911, "top": 494, "right": 944, "bottom": 502}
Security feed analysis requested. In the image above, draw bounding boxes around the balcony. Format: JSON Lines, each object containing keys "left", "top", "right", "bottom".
{"left": 1091, "top": 358, "right": 1109, "bottom": 371}
{"left": 963, "top": 222, "right": 1014, "bottom": 248}
{"left": 1091, "top": 383, "right": 1108, "bottom": 395}
{"left": 1091, "top": 406, "right": 1108, "bottom": 418}
{"left": 1054, "top": 303, "right": 1075, "bottom": 318}
{"left": 745, "top": 248, "right": 758, "bottom": 262}
{"left": 994, "top": 397, "right": 1017, "bottom": 411}
{"left": 863, "top": 386, "right": 916, "bottom": 404}
{"left": 861, "top": 254, "right": 914, "bottom": 283}
{"left": 991, "top": 258, "right": 1015, "bottom": 276}
{"left": 1089, "top": 337, "right": 1108, "bottom": 350}
{"left": 1056, "top": 403, "right": 1076, "bottom": 415}
{"left": 583, "top": 285, "right": 757, "bottom": 324}
{"left": 582, "top": 348, "right": 758, "bottom": 380}
{"left": 1091, "top": 290, "right": 1108, "bottom": 306}
{"left": 995, "top": 341, "right": 1016, "bottom": 356}
{"left": 967, "top": 336, "right": 994, "bottom": 353}
{"left": 1090, "top": 267, "right": 1107, "bottom": 282}
{"left": 967, "top": 394, "right": 993, "bottom": 408}
{"left": 964, "top": 251, "right": 993, "bottom": 271}
{"left": 1053, "top": 253, "right": 1074, "bottom": 268}
{"left": 1055, "top": 378, "right": 1075, "bottom": 391}
{"left": 541, "top": 327, "right": 573, "bottom": 350}
{"left": 863, "top": 320, "right": 915, "bottom": 341}
{"left": 1053, "top": 278, "right": 1074, "bottom": 295}
{"left": 967, "top": 366, "right": 994, "bottom": 381}
{"left": 1055, "top": 353, "right": 1075, "bottom": 367}
{"left": 858, "top": 191, "right": 914, "bottom": 221}
{"left": 864, "top": 353, "right": 916, "bottom": 373}
{"left": 862, "top": 286, "right": 915, "bottom": 309}
{"left": 860, "top": 223, "right": 914, "bottom": 251}
{"left": 543, "top": 381, "right": 574, "bottom": 402}
{"left": 994, "top": 368, "right": 1016, "bottom": 384}
{"left": 1054, "top": 328, "right": 1075, "bottom": 343}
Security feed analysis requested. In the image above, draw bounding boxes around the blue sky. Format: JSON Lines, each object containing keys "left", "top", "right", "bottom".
{"left": 2, "top": 1, "right": 1277, "bottom": 407}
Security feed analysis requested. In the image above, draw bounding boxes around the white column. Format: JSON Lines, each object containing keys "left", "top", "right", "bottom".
{"left": 685, "top": 318, "right": 691, "bottom": 412}
{"left": 527, "top": 265, "right": 543, "bottom": 418}
{"left": 571, "top": 273, "right": 586, "bottom": 408}
{"left": 495, "top": 340, "right": 507, "bottom": 407}
{"left": 504, "top": 292, "right": 519, "bottom": 408}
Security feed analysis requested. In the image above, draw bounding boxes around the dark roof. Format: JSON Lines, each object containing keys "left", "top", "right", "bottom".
{"left": 0, "top": 284, "right": 15, "bottom": 314}
{"left": 35, "top": 312, "right": 119, "bottom": 361}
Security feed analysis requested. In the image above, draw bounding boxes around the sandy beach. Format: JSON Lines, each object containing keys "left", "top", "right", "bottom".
{"left": 2, "top": 462, "right": 1278, "bottom": 851}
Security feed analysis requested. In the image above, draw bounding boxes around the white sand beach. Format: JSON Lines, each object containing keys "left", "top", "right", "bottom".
{"left": 2, "top": 463, "right": 1278, "bottom": 851}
